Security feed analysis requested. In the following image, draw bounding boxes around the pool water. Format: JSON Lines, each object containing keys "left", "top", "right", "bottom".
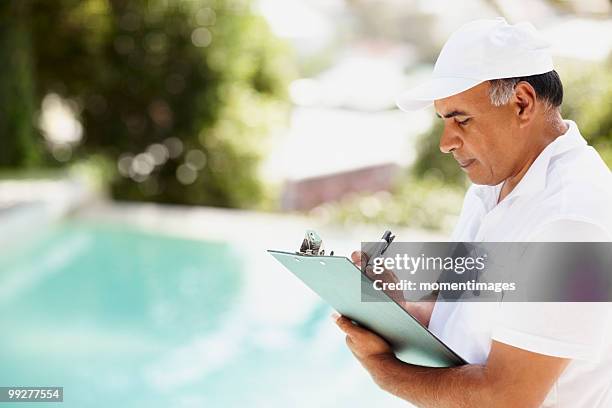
{"left": 0, "top": 222, "right": 408, "bottom": 407}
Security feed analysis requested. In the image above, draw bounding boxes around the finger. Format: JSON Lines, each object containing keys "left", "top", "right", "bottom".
{"left": 382, "top": 269, "right": 400, "bottom": 284}
{"left": 351, "top": 251, "right": 369, "bottom": 267}
{"left": 334, "top": 315, "right": 356, "bottom": 337}
{"left": 344, "top": 335, "right": 359, "bottom": 354}
{"left": 365, "top": 264, "right": 399, "bottom": 284}
{"left": 364, "top": 264, "right": 390, "bottom": 280}
{"left": 364, "top": 264, "right": 375, "bottom": 278}
{"left": 350, "top": 251, "right": 361, "bottom": 266}
{"left": 333, "top": 315, "right": 372, "bottom": 340}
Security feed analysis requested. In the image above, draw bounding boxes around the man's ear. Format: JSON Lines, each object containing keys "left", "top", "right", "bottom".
{"left": 513, "top": 82, "right": 537, "bottom": 127}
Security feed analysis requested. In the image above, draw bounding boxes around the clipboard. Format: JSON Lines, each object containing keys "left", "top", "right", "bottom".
{"left": 268, "top": 249, "right": 466, "bottom": 367}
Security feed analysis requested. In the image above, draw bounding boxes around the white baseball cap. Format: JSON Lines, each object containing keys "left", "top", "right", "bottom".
{"left": 396, "top": 18, "right": 554, "bottom": 111}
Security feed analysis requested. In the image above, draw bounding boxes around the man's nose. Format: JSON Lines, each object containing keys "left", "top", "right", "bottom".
{"left": 439, "top": 124, "right": 462, "bottom": 153}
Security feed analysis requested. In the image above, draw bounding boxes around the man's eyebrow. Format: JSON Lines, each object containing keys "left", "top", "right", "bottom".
{"left": 435, "top": 110, "right": 470, "bottom": 119}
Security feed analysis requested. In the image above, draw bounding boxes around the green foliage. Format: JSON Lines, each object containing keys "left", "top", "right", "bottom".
{"left": 69, "top": 153, "right": 116, "bottom": 194}
{"left": 5, "top": 0, "right": 294, "bottom": 208}
{"left": 411, "top": 119, "right": 467, "bottom": 187}
{"left": 315, "top": 175, "right": 465, "bottom": 232}
{"left": 0, "top": 1, "right": 41, "bottom": 168}
{"left": 561, "top": 59, "right": 612, "bottom": 168}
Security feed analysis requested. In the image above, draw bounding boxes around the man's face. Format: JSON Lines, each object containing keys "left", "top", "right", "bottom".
{"left": 433, "top": 82, "right": 523, "bottom": 185}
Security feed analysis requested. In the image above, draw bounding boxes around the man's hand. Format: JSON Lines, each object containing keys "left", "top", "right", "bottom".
{"left": 332, "top": 312, "right": 394, "bottom": 364}
{"left": 351, "top": 250, "right": 407, "bottom": 303}
{"left": 332, "top": 311, "right": 570, "bottom": 408}
{"left": 351, "top": 250, "right": 435, "bottom": 327}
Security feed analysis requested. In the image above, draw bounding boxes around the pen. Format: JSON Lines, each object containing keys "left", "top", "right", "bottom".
{"left": 365, "top": 230, "right": 395, "bottom": 269}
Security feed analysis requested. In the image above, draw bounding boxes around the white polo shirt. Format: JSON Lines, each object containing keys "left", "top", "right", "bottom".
{"left": 428, "top": 120, "right": 612, "bottom": 407}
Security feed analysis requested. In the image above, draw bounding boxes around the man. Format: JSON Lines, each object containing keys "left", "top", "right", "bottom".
{"left": 333, "top": 18, "right": 612, "bottom": 407}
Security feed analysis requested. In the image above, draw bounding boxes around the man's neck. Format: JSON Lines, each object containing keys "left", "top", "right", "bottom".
{"left": 497, "top": 113, "right": 568, "bottom": 204}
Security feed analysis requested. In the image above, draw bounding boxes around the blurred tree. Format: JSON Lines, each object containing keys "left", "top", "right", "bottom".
{"left": 561, "top": 59, "right": 612, "bottom": 167}
{"left": 0, "top": 1, "right": 41, "bottom": 168}
{"left": 411, "top": 119, "right": 466, "bottom": 186}
{"left": 21, "top": 0, "right": 294, "bottom": 207}
{"left": 317, "top": 176, "right": 465, "bottom": 232}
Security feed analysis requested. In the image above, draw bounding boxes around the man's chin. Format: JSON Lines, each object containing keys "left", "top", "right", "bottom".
{"left": 467, "top": 173, "right": 502, "bottom": 186}
{"left": 465, "top": 171, "right": 493, "bottom": 186}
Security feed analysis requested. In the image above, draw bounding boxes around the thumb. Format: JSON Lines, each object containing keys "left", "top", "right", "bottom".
{"left": 351, "top": 251, "right": 369, "bottom": 267}
{"left": 332, "top": 314, "right": 370, "bottom": 339}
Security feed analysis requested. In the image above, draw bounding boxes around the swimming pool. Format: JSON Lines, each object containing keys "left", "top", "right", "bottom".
{"left": 0, "top": 221, "right": 408, "bottom": 407}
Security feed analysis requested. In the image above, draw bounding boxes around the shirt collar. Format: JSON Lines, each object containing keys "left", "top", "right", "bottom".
{"left": 471, "top": 120, "right": 587, "bottom": 209}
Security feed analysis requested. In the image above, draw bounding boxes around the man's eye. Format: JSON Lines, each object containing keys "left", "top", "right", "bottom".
{"left": 457, "top": 118, "right": 471, "bottom": 126}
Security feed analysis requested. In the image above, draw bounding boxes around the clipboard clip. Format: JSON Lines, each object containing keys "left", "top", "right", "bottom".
{"left": 297, "top": 229, "right": 333, "bottom": 256}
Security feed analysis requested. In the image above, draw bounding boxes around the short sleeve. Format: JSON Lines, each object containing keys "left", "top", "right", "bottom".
{"left": 491, "top": 302, "right": 612, "bottom": 360}
{"left": 527, "top": 218, "right": 611, "bottom": 242}
{"left": 491, "top": 219, "right": 612, "bottom": 360}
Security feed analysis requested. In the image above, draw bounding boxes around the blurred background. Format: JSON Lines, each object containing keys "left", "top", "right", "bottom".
{"left": 0, "top": 0, "right": 611, "bottom": 407}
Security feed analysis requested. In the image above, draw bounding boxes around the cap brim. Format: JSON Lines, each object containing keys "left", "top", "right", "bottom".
{"left": 396, "top": 77, "right": 484, "bottom": 112}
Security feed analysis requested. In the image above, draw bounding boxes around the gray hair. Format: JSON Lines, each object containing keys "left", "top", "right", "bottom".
{"left": 488, "top": 78, "right": 520, "bottom": 107}
{"left": 487, "top": 71, "right": 564, "bottom": 110}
